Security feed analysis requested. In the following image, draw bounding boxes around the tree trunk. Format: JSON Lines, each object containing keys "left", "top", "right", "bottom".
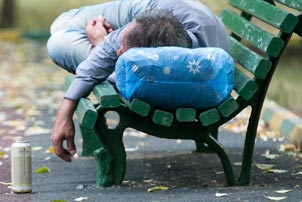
{"left": 1, "top": 0, "right": 16, "bottom": 28}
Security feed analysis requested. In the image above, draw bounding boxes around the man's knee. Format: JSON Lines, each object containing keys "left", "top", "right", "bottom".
{"left": 47, "top": 31, "right": 64, "bottom": 64}
{"left": 47, "top": 30, "right": 76, "bottom": 73}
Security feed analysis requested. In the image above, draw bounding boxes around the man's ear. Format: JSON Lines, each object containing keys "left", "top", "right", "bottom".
{"left": 117, "top": 48, "right": 123, "bottom": 57}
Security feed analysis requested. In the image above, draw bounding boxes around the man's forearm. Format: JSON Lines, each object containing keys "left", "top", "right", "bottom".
{"left": 58, "top": 98, "right": 78, "bottom": 117}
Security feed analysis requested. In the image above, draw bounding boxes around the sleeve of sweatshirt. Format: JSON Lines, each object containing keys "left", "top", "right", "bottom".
{"left": 64, "top": 27, "right": 125, "bottom": 101}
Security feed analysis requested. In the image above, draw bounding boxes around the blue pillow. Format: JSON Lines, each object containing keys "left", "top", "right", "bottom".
{"left": 115, "top": 47, "right": 234, "bottom": 110}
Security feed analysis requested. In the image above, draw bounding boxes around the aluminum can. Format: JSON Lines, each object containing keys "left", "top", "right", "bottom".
{"left": 11, "top": 140, "right": 32, "bottom": 193}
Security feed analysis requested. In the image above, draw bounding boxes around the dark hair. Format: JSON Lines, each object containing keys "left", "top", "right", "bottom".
{"left": 124, "top": 9, "right": 191, "bottom": 48}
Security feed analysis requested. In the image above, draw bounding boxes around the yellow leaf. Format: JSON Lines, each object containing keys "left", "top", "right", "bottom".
{"left": 48, "top": 146, "right": 55, "bottom": 154}
{"left": 0, "top": 151, "right": 5, "bottom": 158}
{"left": 34, "top": 166, "right": 51, "bottom": 173}
{"left": 275, "top": 190, "right": 291, "bottom": 194}
{"left": 255, "top": 163, "right": 275, "bottom": 170}
{"left": 147, "top": 186, "right": 169, "bottom": 192}
{"left": 264, "top": 196, "right": 287, "bottom": 201}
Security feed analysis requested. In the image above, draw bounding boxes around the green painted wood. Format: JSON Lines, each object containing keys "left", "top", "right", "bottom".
{"left": 93, "top": 81, "right": 120, "bottom": 108}
{"left": 234, "top": 68, "right": 259, "bottom": 100}
{"left": 76, "top": 98, "right": 98, "bottom": 129}
{"left": 274, "top": 0, "right": 302, "bottom": 11}
{"left": 129, "top": 99, "right": 151, "bottom": 117}
{"left": 199, "top": 109, "right": 220, "bottom": 127}
{"left": 152, "top": 110, "right": 174, "bottom": 127}
{"left": 221, "top": 9, "right": 284, "bottom": 57}
{"left": 80, "top": 125, "right": 102, "bottom": 156}
{"left": 228, "top": 0, "right": 298, "bottom": 33}
{"left": 229, "top": 37, "right": 272, "bottom": 79}
{"left": 62, "top": 75, "right": 74, "bottom": 91}
{"left": 175, "top": 108, "right": 196, "bottom": 122}
{"left": 94, "top": 148, "right": 114, "bottom": 187}
{"left": 295, "top": 15, "right": 302, "bottom": 36}
{"left": 218, "top": 97, "right": 240, "bottom": 117}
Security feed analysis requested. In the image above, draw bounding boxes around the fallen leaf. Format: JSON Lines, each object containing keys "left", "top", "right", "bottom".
{"left": 255, "top": 163, "right": 275, "bottom": 171}
{"left": 0, "top": 151, "right": 5, "bottom": 158}
{"left": 295, "top": 165, "right": 302, "bottom": 169}
{"left": 233, "top": 162, "right": 242, "bottom": 166}
{"left": 215, "top": 192, "right": 228, "bottom": 197}
{"left": 125, "top": 146, "right": 139, "bottom": 152}
{"left": 279, "top": 143, "right": 297, "bottom": 152}
{"left": 266, "top": 169, "right": 288, "bottom": 174}
{"left": 45, "top": 146, "right": 55, "bottom": 154}
{"left": 261, "top": 150, "right": 280, "bottom": 160}
{"left": 275, "top": 190, "right": 291, "bottom": 194}
{"left": 0, "top": 181, "right": 12, "bottom": 186}
{"left": 32, "top": 146, "right": 43, "bottom": 151}
{"left": 264, "top": 196, "right": 287, "bottom": 201}
{"left": 43, "top": 157, "right": 51, "bottom": 161}
{"left": 143, "top": 179, "right": 153, "bottom": 183}
{"left": 74, "top": 196, "right": 89, "bottom": 201}
{"left": 25, "top": 126, "right": 51, "bottom": 136}
{"left": 34, "top": 166, "right": 51, "bottom": 173}
{"left": 296, "top": 171, "right": 302, "bottom": 175}
{"left": 76, "top": 184, "right": 85, "bottom": 190}
{"left": 147, "top": 186, "right": 169, "bottom": 192}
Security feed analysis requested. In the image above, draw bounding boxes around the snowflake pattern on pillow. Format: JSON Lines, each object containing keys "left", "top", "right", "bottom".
{"left": 115, "top": 46, "right": 234, "bottom": 110}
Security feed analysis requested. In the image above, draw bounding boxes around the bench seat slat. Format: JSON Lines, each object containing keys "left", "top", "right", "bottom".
{"left": 129, "top": 98, "right": 151, "bottom": 117}
{"left": 234, "top": 68, "right": 259, "bottom": 100}
{"left": 152, "top": 110, "right": 174, "bottom": 127}
{"left": 93, "top": 81, "right": 120, "bottom": 109}
{"left": 229, "top": 36, "right": 272, "bottom": 79}
{"left": 218, "top": 97, "right": 239, "bottom": 117}
{"left": 176, "top": 108, "right": 196, "bottom": 122}
{"left": 221, "top": 9, "right": 284, "bottom": 57}
{"left": 199, "top": 108, "right": 220, "bottom": 127}
{"left": 228, "top": 0, "right": 298, "bottom": 33}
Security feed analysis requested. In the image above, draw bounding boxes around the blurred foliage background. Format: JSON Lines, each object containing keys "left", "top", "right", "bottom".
{"left": 0, "top": 0, "right": 301, "bottom": 116}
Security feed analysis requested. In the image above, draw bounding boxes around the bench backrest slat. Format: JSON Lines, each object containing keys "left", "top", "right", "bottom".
{"left": 274, "top": 0, "right": 302, "bottom": 10}
{"left": 228, "top": 0, "right": 298, "bottom": 33}
{"left": 234, "top": 68, "right": 259, "bottom": 101}
{"left": 221, "top": 9, "right": 285, "bottom": 57}
{"left": 229, "top": 36, "right": 272, "bottom": 79}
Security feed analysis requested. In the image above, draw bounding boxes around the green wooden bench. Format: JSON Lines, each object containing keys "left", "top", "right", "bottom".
{"left": 63, "top": 0, "right": 302, "bottom": 187}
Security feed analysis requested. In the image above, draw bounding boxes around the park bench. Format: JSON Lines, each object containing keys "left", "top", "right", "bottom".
{"left": 63, "top": 0, "right": 302, "bottom": 187}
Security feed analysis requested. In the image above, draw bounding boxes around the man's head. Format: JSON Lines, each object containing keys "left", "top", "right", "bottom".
{"left": 117, "top": 9, "right": 191, "bottom": 56}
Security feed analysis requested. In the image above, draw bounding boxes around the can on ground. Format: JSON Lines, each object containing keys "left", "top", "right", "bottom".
{"left": 11, "top": 140, "right": 32, "bottom": 193}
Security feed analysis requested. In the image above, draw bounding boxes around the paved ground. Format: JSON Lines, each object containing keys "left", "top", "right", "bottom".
{"left": 1, "top": 109, "right": 302, "bottom": 202}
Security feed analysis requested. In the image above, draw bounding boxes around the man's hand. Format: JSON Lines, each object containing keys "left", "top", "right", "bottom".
{"left": 86, "top": 16, "right": 113, "bottom": 47}
{"left": 51, "top": 98, "right": 77, "bottom": 162}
